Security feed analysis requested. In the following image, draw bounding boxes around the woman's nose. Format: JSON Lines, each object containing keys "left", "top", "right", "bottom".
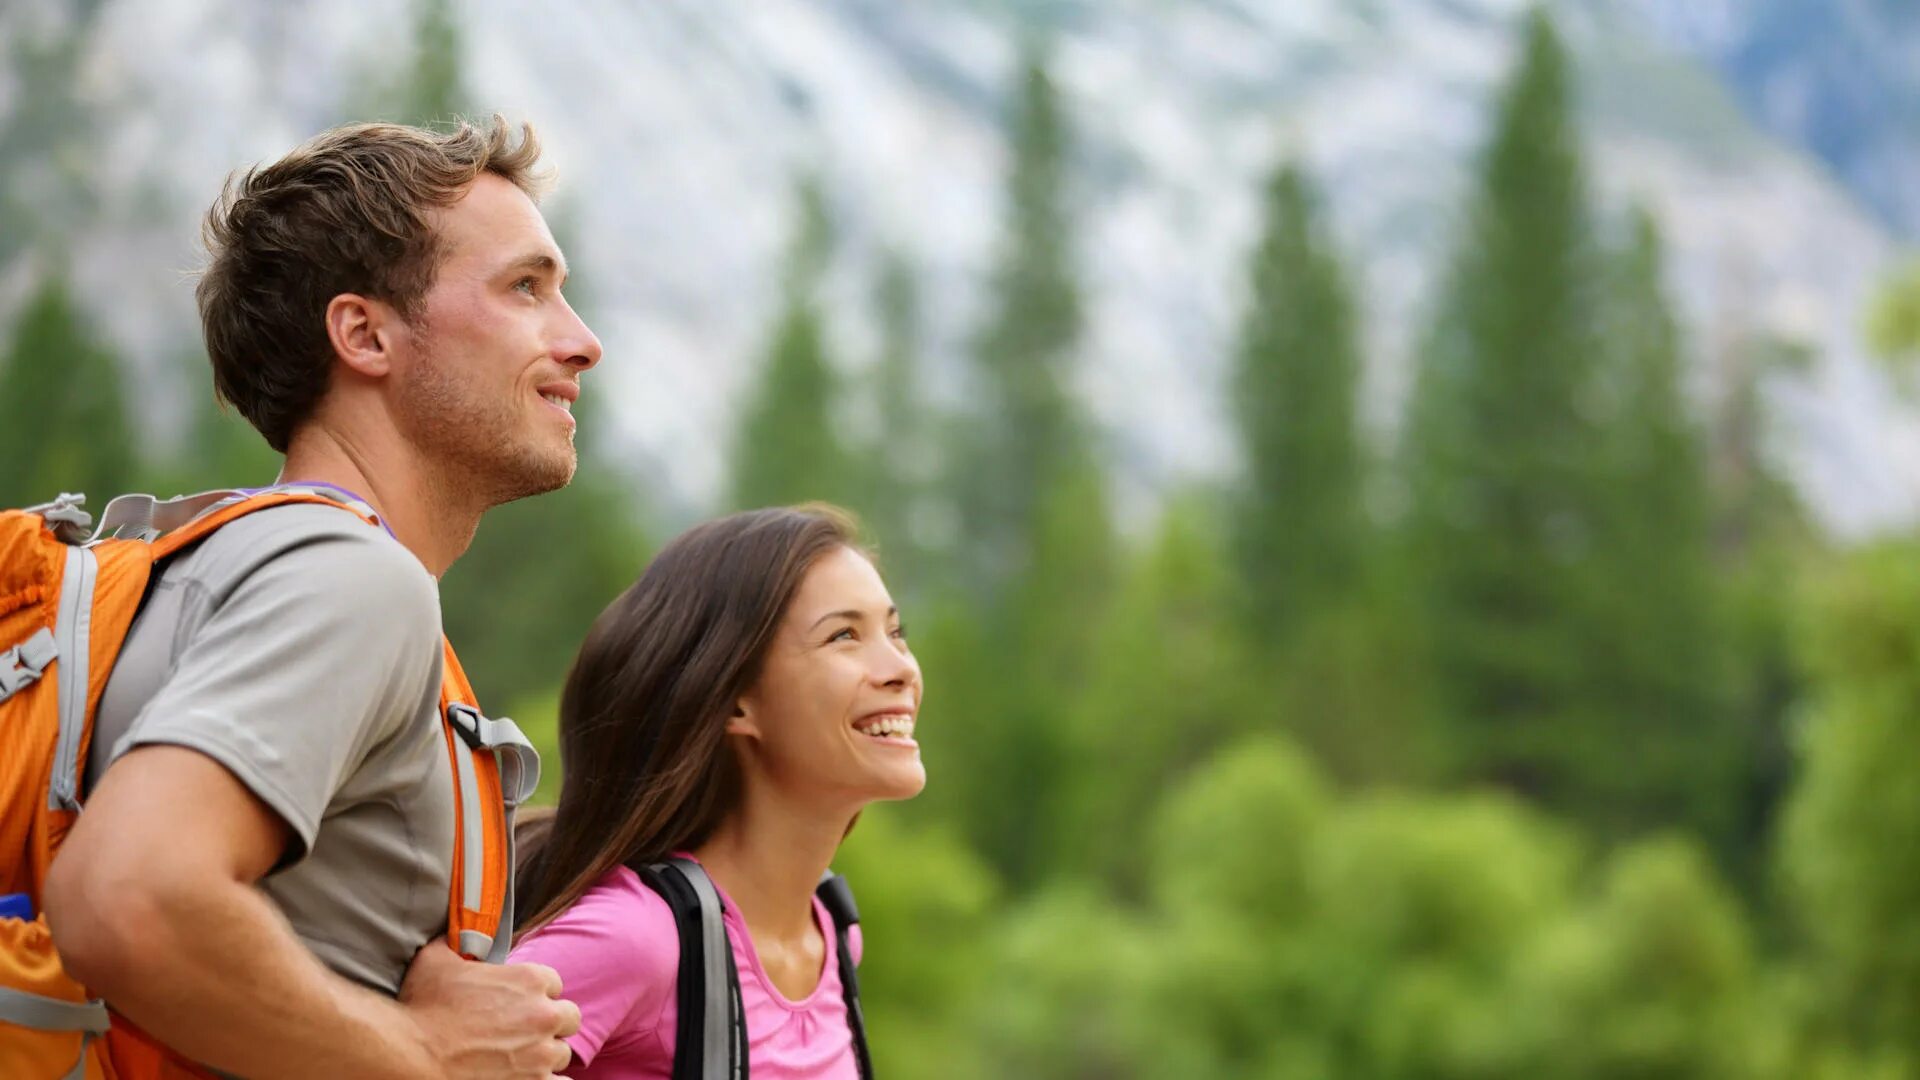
{"left": 871, "top": 640, "right": 919, "bottom": 688}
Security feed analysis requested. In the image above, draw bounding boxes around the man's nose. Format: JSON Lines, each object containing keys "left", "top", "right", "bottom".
{"left": 555, "top": 295, "right": 602, "bottom": 371}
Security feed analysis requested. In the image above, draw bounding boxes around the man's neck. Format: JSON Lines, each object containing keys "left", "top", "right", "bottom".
{"left": 693, "top": 786, "right": 853, "bottom": 947}
{"left": 279, "top": 424, "right": 482, "bottom": 578}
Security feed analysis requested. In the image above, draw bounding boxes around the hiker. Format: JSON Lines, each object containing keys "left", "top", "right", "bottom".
{"left": 508, "top": 505, "right": 924, "bottom": 1079}
{"left": 33, "top": 117, "right": 600, "bottom": 1078}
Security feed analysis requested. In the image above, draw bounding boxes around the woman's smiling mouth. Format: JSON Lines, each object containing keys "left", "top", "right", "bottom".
{"left": 853, "top": 711, "right": 917, "bottom": 745}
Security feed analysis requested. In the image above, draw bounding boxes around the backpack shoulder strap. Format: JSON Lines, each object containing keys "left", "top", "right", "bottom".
{"left": 143, "top": 488, "right": 380, "bottom": 558}
{"left": 439, "top": 641, "right": 538, "bottom": 964}
{"left": 634, "top": 858, "right": 748, "bottom": 1080}
{"left": 816, "top": 872, "right": 874, "bottom": 1080}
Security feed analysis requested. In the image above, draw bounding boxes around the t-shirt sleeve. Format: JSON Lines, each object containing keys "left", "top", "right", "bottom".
{"left": 112, "top": 519, "right": 442, "bottom": 862}
{"left": 509, "top": 877, "right": 679, "bottom": 1067}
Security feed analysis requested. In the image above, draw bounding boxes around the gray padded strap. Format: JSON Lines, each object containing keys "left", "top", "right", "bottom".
{"left": 458, "top": 930, "right": 494, "bottom": 959}
{"left": 488, "top": 808, "right": 520, "bottom": 965}
{"left": 666, "top": 858, "right": 736, "bottom": 1080}
{"left": 262, "top": 484, "right": 380, "bottom": 524}
{"left": 448, "top": 721, "right": 487, "bottom": 921}
{"left": 0, "top": 986, "right": 108, "bottom": 1033}
{"left": 60, "top": 1032, "right": 95, "bottom": 1080}
{"left": 47, "top": 546, "right": 95, "bottom": 812}
{"left": 86, "top": 489, "right": 243, "bottom": 544}
{"left": 444, "top": 705, "right": 537, "bottom": 962}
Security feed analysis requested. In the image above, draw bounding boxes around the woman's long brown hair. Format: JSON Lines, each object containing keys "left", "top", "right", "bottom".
{"left": 513, "top": 505, "right": 861, "bottom": 937}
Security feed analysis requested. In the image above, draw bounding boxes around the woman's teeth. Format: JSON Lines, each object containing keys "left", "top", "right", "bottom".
{"left": 857, "top": 715, "right": 915, "bottom": 740}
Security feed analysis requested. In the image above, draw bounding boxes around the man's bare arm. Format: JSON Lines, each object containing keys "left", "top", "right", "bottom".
{"left": 43, "top": 746, "right": 575, "bottom": 1080}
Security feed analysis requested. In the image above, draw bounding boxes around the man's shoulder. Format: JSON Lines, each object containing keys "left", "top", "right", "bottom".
{"left": 174, "top": 501, "right": 437, "bottom": 611}
{"left": 187, "top": 499, "right": 401, "bottom": 560}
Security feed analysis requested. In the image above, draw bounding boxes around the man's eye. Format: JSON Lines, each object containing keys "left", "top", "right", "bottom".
{"left": 513, "top": 277, "right": 539, "bottom": 295}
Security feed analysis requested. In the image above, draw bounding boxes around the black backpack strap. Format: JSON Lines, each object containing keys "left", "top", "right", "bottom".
{"left": 817, "top": 872, "right": 875, "bottom": 1080}
{"left": 634, "top": 858, "right": 749, "bottom": 1080}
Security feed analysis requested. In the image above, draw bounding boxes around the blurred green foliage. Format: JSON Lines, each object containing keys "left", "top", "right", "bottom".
{"left": 4, "top": 3, "right": 1917, "bottom": 1075}
{"left": 1780, "top": 544, "right": 1920, "bottom": 1068}
{"left": 1869, "top": 258, "right": 1920, "bottom": 373}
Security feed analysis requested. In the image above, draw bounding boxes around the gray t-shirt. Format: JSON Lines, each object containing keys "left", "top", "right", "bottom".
{"left": 88, "top": 500, "right": 454, "bottom": 993}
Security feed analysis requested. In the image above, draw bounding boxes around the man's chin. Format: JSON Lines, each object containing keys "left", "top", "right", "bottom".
{"left": 490, "top": 449, "right": 578, "bottom": 507}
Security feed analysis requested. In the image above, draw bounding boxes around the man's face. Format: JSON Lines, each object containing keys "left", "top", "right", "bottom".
{"left": 391, "top": 172, "right": 602, "bottom": 506}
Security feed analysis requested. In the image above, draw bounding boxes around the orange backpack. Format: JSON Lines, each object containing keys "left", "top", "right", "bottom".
{"left": 0, "top": 488, "right": 537, "bottom": 1080}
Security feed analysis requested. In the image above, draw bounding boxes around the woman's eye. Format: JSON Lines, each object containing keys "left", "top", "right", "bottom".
{"left": 828, "top": 627, "right": 855, "bottom": 643}
{"left": 890, "top": 625, "right": 908, "bottom": 641}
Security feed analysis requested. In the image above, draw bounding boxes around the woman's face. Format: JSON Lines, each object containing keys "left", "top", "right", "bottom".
{"left": 732, "top": 545, "right": 926, "bottom": 806}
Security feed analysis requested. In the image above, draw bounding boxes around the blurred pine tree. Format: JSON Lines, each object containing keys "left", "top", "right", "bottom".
{"left": 0, "top": 3, "right": 103, "bottom": 273}
{"left": 0, "top": 273, "right": 138, "bottom": 509}
{"left": 1401, "top": 10, "right": 1641, "bottom": 827}
{"left": 950, "top": 46, "right": 1097, "bottom": 597}
{"left": 400, "top": 0, "right": 467, "bottom": 126}
{"left": 731, "top": 175, "right": 851, "bottom": 511}
{"left": 854, "top": 249, "right": 934, "bottom": 596}
{"left": 1585, "top": 207, "right": 1739, "bottom": 845}
{"left": 1230, "top": 161, "right": 1368, "bottom": 651}
{"left": 924, "top": 45, "right": 1119, "bottom": 887}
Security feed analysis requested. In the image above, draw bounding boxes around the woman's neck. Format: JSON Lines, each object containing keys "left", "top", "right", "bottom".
{"left": 692, "top": 786, "right": 852, "bottom": 945}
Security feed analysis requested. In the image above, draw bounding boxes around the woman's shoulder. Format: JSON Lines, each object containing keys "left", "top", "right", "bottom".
{"left": 511, "top": 864, "right": 681, "bottom": 977}
{"left": 511, "top": 866, "right": 685, "bottom": 1066}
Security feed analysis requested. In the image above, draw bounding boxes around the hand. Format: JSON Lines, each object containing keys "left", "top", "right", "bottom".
{"left": 399, "top": 942, "right": 581, "bottom": 1079}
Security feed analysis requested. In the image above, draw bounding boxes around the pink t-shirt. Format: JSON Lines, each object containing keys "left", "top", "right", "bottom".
{"left": 509, "top": 861, "right": 864, "bottom": 1080}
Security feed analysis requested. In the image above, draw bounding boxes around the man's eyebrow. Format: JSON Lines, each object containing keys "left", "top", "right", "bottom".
{"left": 503, "top": 252, "right": 569, "bottom": 285}
{"left": 807, "top": 605, "right": 899, "bottom": 632}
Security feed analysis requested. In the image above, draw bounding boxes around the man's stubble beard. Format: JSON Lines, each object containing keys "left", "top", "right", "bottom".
{"left": 394, "top": 331, "right": 577, "bottom": 512}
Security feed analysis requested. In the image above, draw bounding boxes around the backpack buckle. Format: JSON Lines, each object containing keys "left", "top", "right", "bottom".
{"left": 26, "top": 493, "right": 92, "bottom": 545}
{"left": 446, "top": 703, "right": 540, "bottom": 807}
{"left": 446, "top": 703, "right": 487, "bottom": 750}
{"left": 0, "top": 628, "right": 58, "bottom": 701}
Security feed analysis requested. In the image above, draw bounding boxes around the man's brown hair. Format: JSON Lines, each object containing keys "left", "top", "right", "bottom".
{"left": 196, "top": 115, "right": 547, "bottom": 452}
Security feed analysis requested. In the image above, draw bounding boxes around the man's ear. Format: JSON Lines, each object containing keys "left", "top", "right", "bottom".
{"left": 325, "top": 292, "right": 401, "bottom": 378}
{"left": 724, "top": 701, "right": 762, "bottom": 740}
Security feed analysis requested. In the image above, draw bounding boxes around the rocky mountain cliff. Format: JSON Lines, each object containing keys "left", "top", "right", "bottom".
{"left": 5, "top": 0, "right": 1915, "bottom": 530}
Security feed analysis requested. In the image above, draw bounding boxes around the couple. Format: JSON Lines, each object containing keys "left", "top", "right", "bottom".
{"left": 27, "top": 117, "right": 923, "bottom": 1078}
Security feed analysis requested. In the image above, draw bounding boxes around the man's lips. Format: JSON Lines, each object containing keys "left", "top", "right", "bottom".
{"left": 536, "top": 383, "right": 578, "bottom": 424}
{"left": 536, "top": 380, "right": 580, "bottom": 404}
